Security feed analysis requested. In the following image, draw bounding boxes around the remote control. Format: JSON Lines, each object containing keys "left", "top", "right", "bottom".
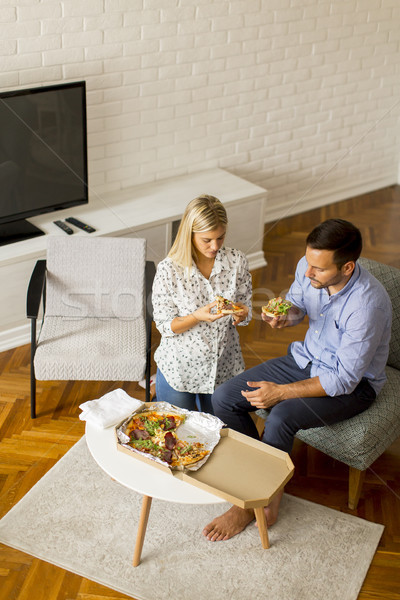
{"left": 65, "top": 217, "right": 96, "bottom": 233}
{"left": 53, "top": 220, "right": 74, "bottom": 235}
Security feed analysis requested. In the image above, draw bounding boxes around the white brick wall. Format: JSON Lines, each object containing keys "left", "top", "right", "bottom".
{"left": 1, "top": 0, "right": 399, "bottom": 221}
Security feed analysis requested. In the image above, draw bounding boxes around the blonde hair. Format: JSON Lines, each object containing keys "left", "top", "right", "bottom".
{"left": 168, "top": 195, "right": 228, "bottom": 270}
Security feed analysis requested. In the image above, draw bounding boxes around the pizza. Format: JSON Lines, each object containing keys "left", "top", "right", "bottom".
{"left": 215, "top": 295, "right": 242, "bottom": 314}
{"left": 124, "top": 410, "right": 209, "bottom": 467}
{"left": 261, "top": 297, "right": 292, "bottom": 318}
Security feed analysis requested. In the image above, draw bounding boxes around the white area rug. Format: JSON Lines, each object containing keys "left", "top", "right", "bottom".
{"left": 0, "top": 437, "right": 383, "bottom": 600}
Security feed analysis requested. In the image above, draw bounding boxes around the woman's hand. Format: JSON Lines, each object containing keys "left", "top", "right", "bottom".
{"left": 171, "top": 300, "right": 245, "bottom": 334}
{"left": 192, "top": 301, "right": 225, "bottom": 323}
{"left": 231, "top": 302, "right": 249, "bottom": 326}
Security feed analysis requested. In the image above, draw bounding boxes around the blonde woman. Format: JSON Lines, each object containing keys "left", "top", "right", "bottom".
{"left": 152, "top": 195, "right": 252, "bottom": 413}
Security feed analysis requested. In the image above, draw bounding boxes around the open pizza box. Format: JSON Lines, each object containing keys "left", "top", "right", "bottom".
{"left": 178, "top": 428, "right": 294, "bottom": 508}
{"left": 115, "top": 403, "right": 294, "bottom": 509}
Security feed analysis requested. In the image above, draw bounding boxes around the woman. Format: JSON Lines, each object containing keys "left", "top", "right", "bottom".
{"left": 152, "top": 195, "right": 252, "bottom": 413}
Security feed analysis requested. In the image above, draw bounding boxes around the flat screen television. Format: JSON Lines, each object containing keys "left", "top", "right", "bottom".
{"left": 0, "top": 80, "right": 88, "bottom": 246}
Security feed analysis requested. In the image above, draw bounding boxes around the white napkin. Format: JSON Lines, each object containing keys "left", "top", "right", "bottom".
{"left": 79, "top": 388, "right": 143, "bottom": 428}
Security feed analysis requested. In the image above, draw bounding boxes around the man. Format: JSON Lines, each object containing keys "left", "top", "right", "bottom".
{"left": 203, "top": 218, "right": 392, "bottom": 542}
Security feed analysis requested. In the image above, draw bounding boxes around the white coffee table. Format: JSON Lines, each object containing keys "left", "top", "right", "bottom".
{"left": 85, "top": 419, "right": 289, "bottom": 565}
{"left": 85, "top": 421, "right": 226, "bottom": 566}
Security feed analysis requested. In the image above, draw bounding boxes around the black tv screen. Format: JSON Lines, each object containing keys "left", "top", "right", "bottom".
{"left": 0, "top": 80, "right": 88, "bottom": 245}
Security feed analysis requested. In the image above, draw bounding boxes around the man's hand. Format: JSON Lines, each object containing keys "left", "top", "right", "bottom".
{"left": 242, "top": 376, "right": 327, "bottom": 408}
{"left": 261, "top": 305, "right": 304, "bottom": 329}
{"left": 261, "top": 313, "right": 287, "bottom": 329}
{"left": 241, "top": 381, "right": 284, "bottom": 409}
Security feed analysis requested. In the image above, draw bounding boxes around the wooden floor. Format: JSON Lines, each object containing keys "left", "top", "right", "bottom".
{"left": 1, "top": 185, "right": 399, "bottom": 599}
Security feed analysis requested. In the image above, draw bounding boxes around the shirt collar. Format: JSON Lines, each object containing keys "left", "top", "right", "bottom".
{"left": 190, "top": 247, "right": 228, "bottom": 278}
{"left": 326, "top": 261, "right": 361, "bottom": 299}
{"left": 211, "top": 247, "right": 229, "bottom": 275}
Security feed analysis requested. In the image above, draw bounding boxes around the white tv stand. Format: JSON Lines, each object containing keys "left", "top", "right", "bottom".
{"left": 0, "top": 168, "right": 267, "bottom": 351}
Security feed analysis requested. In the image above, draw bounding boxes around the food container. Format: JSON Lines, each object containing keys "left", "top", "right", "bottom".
{"left": 116, "top": 401, "right": 224, "bottom": 472}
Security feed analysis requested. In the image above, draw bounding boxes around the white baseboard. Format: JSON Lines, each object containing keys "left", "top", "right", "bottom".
{"left": 0, "top": 324, "right": 30, "bottom": 352}
{"left": 247, "top": 250, "right": 267, "bottom": 271}
{"left": 263, "top": 174, "right": 397, "bottom": 224}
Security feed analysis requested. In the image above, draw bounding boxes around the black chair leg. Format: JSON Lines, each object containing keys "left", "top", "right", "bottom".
{"left": 145, "top": 368, "right": 151, "bottom": 402}
{"left": 30, "top": 373, "right": 36, "bottom": 419}
{"left": 145, "top": 328, "right": 151, "bottom": 403}
{"left": 144, "top": 260, "right": 156, "bottom": 404}
{"left": 144, "top": 311, "right": 153, "bottom": 402}
{"left": 30, "top": 319, "right": 36, "bottom": 419}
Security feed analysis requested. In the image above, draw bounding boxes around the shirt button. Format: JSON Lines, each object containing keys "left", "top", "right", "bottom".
{"left": 320, "top": 314, "right": 323, "bottom": 317}
{"left": 315, "top": 330, "right": 318, "bottom": 333}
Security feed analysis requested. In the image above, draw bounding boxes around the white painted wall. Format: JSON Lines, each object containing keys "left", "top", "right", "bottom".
{"left": 1, "top": 0, "right": 399, "bottom": 225}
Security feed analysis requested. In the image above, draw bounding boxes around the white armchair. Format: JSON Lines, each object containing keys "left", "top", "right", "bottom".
{"left": 27, "top": 236, "right": 156, "bottom": 418}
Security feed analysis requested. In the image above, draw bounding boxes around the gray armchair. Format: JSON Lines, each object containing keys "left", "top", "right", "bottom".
{"left": 257, "top": 257, "right": 400, "bottom": 509}
{"left": 27, "top": 236, "right": 156, "bottom": 419}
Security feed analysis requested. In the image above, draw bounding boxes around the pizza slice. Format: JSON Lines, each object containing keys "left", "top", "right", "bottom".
{"left": 215, "top": 295, "right": 242, "bottom": 314}
{"left": 261, "top": 297, "right": 292, "bottom": 318}
{"left": 172, "top": 440, "right": 210, "bottom": 467}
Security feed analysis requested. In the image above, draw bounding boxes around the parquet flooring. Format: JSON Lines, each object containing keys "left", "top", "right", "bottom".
{"left": 1, "top": 185, "right": 399, "bottom": 600}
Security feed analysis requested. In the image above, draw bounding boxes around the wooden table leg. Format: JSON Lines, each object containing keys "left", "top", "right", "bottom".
{"left": 254, "top": 506, "right": 270, "bottom": 549}
{"left": 133, "top": 495, "right": 153, "bottom": 567}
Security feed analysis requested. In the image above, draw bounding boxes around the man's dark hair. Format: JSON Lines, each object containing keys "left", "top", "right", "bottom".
{"left": 306, "top": 219, "right": 362, "bottom": 268}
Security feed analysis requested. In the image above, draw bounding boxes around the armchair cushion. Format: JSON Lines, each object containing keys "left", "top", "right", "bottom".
{"left": 34, "top": 315, "right": 146, "bottom": 381}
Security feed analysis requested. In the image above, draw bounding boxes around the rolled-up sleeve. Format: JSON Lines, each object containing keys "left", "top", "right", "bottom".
{"left": 152, "top": 262, "right": 179, "bottom": 338}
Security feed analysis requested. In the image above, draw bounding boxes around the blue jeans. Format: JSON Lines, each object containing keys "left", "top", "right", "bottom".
{"left": 211, "top": 352, "right": 376, "bottom": 453}
{"left": 155, "top": 369, "right": 214, "bottom": 415}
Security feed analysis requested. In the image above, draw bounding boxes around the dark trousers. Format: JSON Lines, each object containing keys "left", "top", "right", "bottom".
{"left": 211, "top": 353, "right": 376, "bottom": 453}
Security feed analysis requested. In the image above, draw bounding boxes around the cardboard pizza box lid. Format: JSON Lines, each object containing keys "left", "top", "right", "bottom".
{"left": 116, "top": 425, "right": 294, "bottom": 509}
{"left": 179, "top": 428, "right": 294, "bottom": 508}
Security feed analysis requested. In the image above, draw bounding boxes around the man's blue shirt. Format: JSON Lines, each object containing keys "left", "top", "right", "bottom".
{"left": 286, "top": 257, "right": 392, "bottom": 397}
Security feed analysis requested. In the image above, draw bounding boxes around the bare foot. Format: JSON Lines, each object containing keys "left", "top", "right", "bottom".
{"left": 256, "top": 488, "right": 284, "bottom": 528}
{"left": 202, "top": 505, "right": 254, "bottom": 542}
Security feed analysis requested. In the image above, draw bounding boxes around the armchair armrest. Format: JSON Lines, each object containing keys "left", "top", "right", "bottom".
{"left": 145, "top": 260, "right": 156, "bottom": 319}
{"left": 144, "top": 260, "right": 156, "bottom": 402}
{"left": 27, "top": 260, "right": 46, "bottom": 319}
